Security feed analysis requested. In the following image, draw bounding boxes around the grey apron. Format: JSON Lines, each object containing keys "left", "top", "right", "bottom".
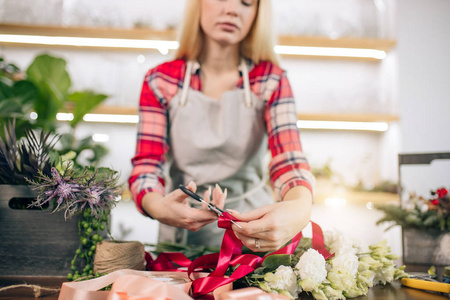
{"left": 159, "top": 58, "right": 274, "bottom": 248}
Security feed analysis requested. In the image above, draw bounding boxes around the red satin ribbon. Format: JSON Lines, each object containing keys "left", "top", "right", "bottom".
{"left": 147, "top": 212, "right": 333, "bottom": 298}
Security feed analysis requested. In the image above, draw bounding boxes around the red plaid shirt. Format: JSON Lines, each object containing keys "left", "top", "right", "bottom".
{"left": 129, "top": 59, "right": 314, "bottom": 215}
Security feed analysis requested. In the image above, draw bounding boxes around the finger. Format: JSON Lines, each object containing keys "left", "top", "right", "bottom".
{"left": 201, "top": 186, "right": 212, "bottom": 210}
{"left": 227, "top": 205, "right": 273, "bottom": 233}
{"left": 168, "top": 181, "right": 198, "bottom": 204}
{"left": 234, "top": 233, "right": 275, "bottom": 253}
{"left": 228, "top": 205, "right": 272, "bottom": 222}
{"left": 211, "top": 184, "right": 226, "bottom": 210}
{"left": 187, "top": 181, "right": 197, "bottom": 192}
{"left": 185, "top": 206, "right": 218, "bottom": 222}
{"left": 230, "top": 215, "right": 276, "bottom": 237}
{"left": 216, "top": 188, "right": 227, "bottom": 210}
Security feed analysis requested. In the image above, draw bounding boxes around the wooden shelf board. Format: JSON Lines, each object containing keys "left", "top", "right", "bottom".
{"left": 85, "top": 105, "right": 399, "bottom": 123}
{"left": 298, "top": 113, "right": 399, "bottom": 123}
{"left": 0, "top": 23, "right": 396, "bottom": 53}
{"left": 0, "top": 23, "right": 178, "bottom": 40}
{"left": 278, "top": 35, "right": 396, "bottom": 51}
{"left": 314, "top": 191, "right": 399, "bottom": 205}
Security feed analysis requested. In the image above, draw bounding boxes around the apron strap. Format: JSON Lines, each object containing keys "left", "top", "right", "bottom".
{"left": 179, "top": 59, "right": 252, "bottom": 108}
{"left": 240, "top": 58, "right": 253, "bottom": 108}
{"left": 179, "top": 61, "right": 193, "bottom": 107}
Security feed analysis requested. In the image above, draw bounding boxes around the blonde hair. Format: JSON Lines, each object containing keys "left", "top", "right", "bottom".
{"left": 175, "top": 0, "right": 279, "bottom": 65}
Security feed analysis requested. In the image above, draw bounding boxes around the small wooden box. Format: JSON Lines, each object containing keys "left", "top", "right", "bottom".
{"left": 0, "top": 185, "right": 80, "bottom": 276}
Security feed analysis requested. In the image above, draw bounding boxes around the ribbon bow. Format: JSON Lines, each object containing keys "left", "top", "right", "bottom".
{"left": 147, "top": 212, "right": 333, "bottom": 298}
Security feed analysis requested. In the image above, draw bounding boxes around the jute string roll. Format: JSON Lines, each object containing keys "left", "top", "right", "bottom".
{"left": 94, "top": 240, "right": 145, "bottom": 274}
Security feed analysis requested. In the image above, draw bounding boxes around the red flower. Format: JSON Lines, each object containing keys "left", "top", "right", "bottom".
{"left": 430, "top": 199, "right": 439, "bottom": 205}
{"left": 436, "top": 188, "right": 448, "bottom": 198}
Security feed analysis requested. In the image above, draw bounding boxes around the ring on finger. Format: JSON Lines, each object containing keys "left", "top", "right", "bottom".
{"left": 255, "top": 238, "right": 260, "bottom": 250}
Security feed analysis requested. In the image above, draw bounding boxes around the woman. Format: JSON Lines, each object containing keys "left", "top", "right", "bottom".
{"left": 129, "top": 0, "right": 314, "bottom": 252}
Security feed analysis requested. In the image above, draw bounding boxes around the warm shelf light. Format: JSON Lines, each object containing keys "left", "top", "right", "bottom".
{"left": 324, "top": 197, "right": 347, "bottom": 207}
{"left": 297, "top": 120, "right": 389, "bottom": 132}
{"left": 51, "top": 112, "right": 390, "bottom": 131}
{"left": 56, "top": 112, "right": 74, "bottom": 121}
{"left": 54, "top": 112, "right": 389, "bottom": 130}
{"left": 83, "top": 113, "right": 139, "bottom": 124}
{"left": 274, "top": 45, "right": 386, "bottom": 60}
{"left": 0, "top": 33, "right": 386, "bottom": 59}
{"left": 92, "top": 133, "right": 110, "bottom": 143}
{"left": 0, "top": 34, "right": 179, "bottom": 54}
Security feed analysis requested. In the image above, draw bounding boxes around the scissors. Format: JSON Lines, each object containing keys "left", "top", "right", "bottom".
{"left": 178, "top": 185, "right": 242, "bottom": 228}
{"left": 402, "top": 272, "right": 450, "bottom": 294}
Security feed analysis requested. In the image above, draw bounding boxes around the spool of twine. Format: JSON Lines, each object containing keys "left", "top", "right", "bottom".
{"left": 94, "top": 240, "right": 146, "bottom": 274}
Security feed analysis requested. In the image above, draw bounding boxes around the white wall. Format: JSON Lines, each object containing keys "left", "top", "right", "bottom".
{"left": 397, "top": 0, "right": 450, "bottom": 153}
{"left": 396, "top": 0, "right": 450, "bottom": 197}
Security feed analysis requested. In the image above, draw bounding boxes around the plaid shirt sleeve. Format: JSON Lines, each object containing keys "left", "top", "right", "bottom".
{"left": 255, "top": 62, "right": 315, "bottom": 201}
{"left": 128, "top": 60, "right": 185, "bottom": 215}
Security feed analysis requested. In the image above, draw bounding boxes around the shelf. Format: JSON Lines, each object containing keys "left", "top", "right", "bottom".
{"left": 315, "top": 190, "right": 399, "bottom": 206}
{"left": 278, "top": 35, "right": 395, "bottom": 52}
{"left": 0, "top": 23, "right": 396, "bottom": 60}
{"left": 86, "top": 105, "right": 398, "bottom": 124}
{"left": 297, "top": 113, "right": 399, "bottom": 123}
{"left": 314, "top": 178, "right": 399, "bottom": 205}
{"left": 0, "top": 23, "right": 178, "bottom": 40}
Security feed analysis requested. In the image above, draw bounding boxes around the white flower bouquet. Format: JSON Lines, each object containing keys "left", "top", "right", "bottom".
{"left": 244, "top": 230, "right": 408, "bottom": 300}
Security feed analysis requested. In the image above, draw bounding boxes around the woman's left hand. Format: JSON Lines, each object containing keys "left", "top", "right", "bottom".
{"left": 230, "top": 186, "right": 312, "bottom": 252}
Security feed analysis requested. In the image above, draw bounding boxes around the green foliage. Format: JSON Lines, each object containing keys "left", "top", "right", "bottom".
{"left": 147, "top": 241, "right": 220, "bottom": 261}
{"left": 0, "top": 54, "right": 109, "bottom": 167}
{"left": 57, "top": 133, "right": 108, "bottom": 169}
{"left": 68, "top": 91, "right": 107, "bottom": 128}
{"left": 0, "top": 59, "right": 39, "bottom": 139}
{"left": 261, "top": 254, "right": 292, "bottom": 272}
{"left": 375, "top": 201, "right": 450, "bottom": 232}
{"left": 26, "top": 54, "right": 71, "bottom": 131}
{"left": 0, "top": 121, "right": 58, "bottom": 184}
{"left": 311, "top": 159, "right": 333, "bottom": 179}
{"left": 69, "top": 209, "right": 110, "bottom": 281}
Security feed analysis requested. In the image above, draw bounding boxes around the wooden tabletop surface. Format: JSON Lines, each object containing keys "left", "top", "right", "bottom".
{"left": 0, "top": 275, "right": 448, "bottom": 300}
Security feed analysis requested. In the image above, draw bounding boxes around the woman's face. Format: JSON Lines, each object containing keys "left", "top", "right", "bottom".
{"left": 200, "top": 0, "right": 258, "bottom": 47}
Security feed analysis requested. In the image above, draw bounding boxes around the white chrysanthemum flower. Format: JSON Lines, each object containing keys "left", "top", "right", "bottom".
{"left": 331, "top": 253, "right": 359, "bottom": 277}
{"left": 265, "top": 265, "right": 300, "bottom": 298}
{"left": 324, "top": 229, "right": 361, "bottom": 255}
{"left": 373, "top": 265, "right": 396, "bottom": 285}
{"left": 295, "top": 249, "right": 327, "bottom": 291}
{"left": 322, "top": 285, "right": 346, "bottom": 300}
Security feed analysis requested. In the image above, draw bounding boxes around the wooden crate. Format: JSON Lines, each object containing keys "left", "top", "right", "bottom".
{"left": 0, "top": 185, "right": 80, "bottom": 276}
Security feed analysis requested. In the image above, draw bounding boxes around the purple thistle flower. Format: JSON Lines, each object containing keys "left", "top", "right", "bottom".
{"left": 29, "top": 164, "right": 121, "bottom": 220}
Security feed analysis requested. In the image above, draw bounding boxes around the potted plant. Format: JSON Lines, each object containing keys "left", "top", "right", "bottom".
{"left": 375, "top": 188, "right": 450, "bottom": 266}
{"left": 0, "top": 121, "right": 121, "bottom": 278}
{"left": 27, "top": 162, "right": 121, "bottom": 280}
{"left": 0, "top": 121, "right": 77, "bottom": 276}
{"left": 0, "top": 54, "right": 108, "bottom": 167}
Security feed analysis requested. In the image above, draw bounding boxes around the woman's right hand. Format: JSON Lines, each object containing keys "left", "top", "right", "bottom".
{"left": 141, "top": 181, "right": 226, "bottom": 232}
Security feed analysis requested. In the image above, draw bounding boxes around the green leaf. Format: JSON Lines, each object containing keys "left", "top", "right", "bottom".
{"left": 68, "top": 91, "right": 108, "bottom": 128}
{"left": 0, "top": 80, "right": 38, "bottom": 118}
{"left": 26, "top": 54, "right": 71, "bottom": 98}
{"left": 262, "top": 254, "right": 292, "bottom": 272}
{"left": 26, "top": 54, "right": 71, "bottom": 129}
{"left": 12, "top": 80, "right": 39, "bottom": 105}
{"left": 0, "top": 99, "right": 23, "bottom": 116}
{"left": 0, "top": 77, "right": 13, "bottom": 99}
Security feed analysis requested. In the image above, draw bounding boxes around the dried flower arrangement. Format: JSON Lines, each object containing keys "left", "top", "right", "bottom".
{"left": 27, "top": 165, "right": 121, "bottom": 280}
{"left": 1, "top": 121, "right": 121, "bottom": 280}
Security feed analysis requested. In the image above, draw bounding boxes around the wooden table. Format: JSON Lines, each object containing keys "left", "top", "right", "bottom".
{"left": 1, "top": 275, "right": 448, "bottom": 300}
